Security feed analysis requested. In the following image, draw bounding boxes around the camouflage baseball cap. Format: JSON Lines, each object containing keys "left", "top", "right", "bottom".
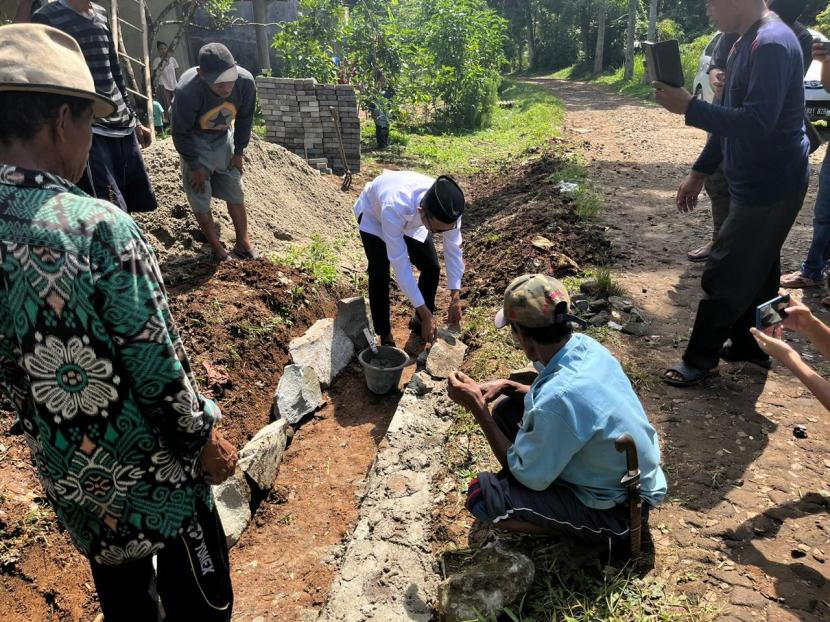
{"left": 494, "top": 274, "right": 573, "bottom": 329}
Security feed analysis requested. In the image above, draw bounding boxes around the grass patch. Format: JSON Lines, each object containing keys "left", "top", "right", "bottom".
{"left": 271, "top": 234, "right": 344, "bottom": 286}
{"left": 549, "top": 33, "right": 713, "bottom": 102}
{"left": 549, "top": 155, "right": 604, "bottom": 220}
{"left": 461, "top": 305, "right": 528, "bottom": 381}
{"left": 363, "top": 79, "right": 565, "bottom": 176}
{"left": 502, "top": 547, "right": 718, "bottom": 621}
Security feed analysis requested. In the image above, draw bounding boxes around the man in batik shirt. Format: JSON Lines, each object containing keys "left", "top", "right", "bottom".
{"left": 0, "top": 23, "right": 236, "bottom": 622}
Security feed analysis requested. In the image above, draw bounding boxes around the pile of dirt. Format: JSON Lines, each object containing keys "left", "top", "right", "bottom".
{"left": 462, "top": 154, "right": 613, "bottom": 305}
{"left": 135, "top": 136, "right": 357, "bottom": 265}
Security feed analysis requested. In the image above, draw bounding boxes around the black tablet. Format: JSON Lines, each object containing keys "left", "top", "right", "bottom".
{"left": 643, "top": 40, "right": 684, "bottom": 88}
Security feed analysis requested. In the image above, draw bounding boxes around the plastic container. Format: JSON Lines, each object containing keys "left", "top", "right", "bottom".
{"left": 358, "top": 345, "right": 410, "bottom": 395}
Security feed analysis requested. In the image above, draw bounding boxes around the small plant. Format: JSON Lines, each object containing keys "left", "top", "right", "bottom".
{"left": 272, "top": 235, "right": 343, "bottom": 286}
{"left": 593, "top": 267, "right": 626, "bottom": 299}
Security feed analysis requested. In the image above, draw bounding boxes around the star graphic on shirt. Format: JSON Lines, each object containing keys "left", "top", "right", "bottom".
{"left": 210, "top": 110, "right": 231, "bottom": 128}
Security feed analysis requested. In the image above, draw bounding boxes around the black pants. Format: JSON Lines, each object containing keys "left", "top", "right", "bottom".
{"left": 79, "top": 132, "right": 158, "bottom": 213}
{"left": 684, "top": 191, "right": 806, "bottom": 370}
{"left": 89, "top": 500, "right": 233, "bottom": 622}
{"left": 360, "top": 229, "right": 440, "bottom": 337}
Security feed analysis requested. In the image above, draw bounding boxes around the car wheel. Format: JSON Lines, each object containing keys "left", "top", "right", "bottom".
{"left": 694, "top": 85, "right": 703, "bottom": 100}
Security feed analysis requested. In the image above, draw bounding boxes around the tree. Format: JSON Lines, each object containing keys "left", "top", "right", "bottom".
{"left": 647, "top": 0, "right": 657, "bottom": 41}
{"left": 593, "top": 0, "right": 607, "bottom": 74}
{"left": 623, "top": 0, "right": 637, "bottom": 80}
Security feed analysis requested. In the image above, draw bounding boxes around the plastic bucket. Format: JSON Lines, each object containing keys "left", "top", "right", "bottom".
{"left": 358, "top": 346, "right": 410, "bottom": 395}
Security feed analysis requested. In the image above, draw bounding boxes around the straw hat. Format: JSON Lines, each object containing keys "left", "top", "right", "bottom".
{"left": 0, "top": 23, "right": 116, "bottom": 118}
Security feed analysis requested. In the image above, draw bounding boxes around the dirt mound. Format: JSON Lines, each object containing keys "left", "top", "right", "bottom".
{"left": 462, "top": 154, "right": 613, "bottom": 305}
{"left": 135, "top": 136, "right": 357, "bottom": 264}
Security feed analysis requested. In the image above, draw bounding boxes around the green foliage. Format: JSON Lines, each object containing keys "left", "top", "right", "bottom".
{"left": 681, "top": 34, "right": 711, "bottom": 92}
{"left": 416, "top": 0, "right": 508, "bottom": 129}
{"left": 657, "top": 18, "right": 684, "bottom": 42}
{"left": 364, "top": 79, "right": 564, "bottom": 175}
{"left": 817, "top": 3, "right": 830, "bottom": 34}
{"left": 271, "top": 234, "right": 343, "bottom": 286}
{"left": 271, "top": 0, "right": 344, "bottom": 84}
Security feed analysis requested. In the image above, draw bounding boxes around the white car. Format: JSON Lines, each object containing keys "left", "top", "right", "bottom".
{"left": 692, "top": 30, "right": 830, "bottom": 122}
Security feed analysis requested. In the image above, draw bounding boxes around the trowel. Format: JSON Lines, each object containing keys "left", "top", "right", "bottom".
{"left": 363, "top": 327, "right": 379, "bottom": 354}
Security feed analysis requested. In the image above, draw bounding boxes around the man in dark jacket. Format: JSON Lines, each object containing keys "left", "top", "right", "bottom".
{"left": 654, "top": 0, "right": 809, "bottom": 386}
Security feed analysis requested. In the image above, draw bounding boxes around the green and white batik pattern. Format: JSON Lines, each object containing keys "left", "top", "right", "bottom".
{"left": 0, "top": 165, "right": 219, "bottom": 565}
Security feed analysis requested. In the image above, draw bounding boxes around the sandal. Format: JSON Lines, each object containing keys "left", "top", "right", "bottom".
{"left": 231, "top": 247, "right": 260, "bottom": 260}
{"left": 687, "top": 241, "right": 713, "bottom": 263}
{"left": 780, "top": 271, "right": 820, "bottom": 288}
{"left": 663, "top": 362, "right": 717, "bottom": 387}
{"left": 719, "top": 344, "right": 771, "bottom": 369}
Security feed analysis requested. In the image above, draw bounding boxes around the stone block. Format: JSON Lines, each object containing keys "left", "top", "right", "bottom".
{"left": 426, "top": 330, "right": 467, "bottom": 379}
{"left": 238, "top": 418, "right": 289, "bottom": 491}
{"left": 334, "top": 297, "right": 371, "bottom": 350}
{"left": 288, "top": 318, "right": 355, "bottom": 388}
{"left": 213, "top": 471, "right": 251, "bottom": 548}
{"left": 273, "top": 364, "right": 324, "bottom": 425}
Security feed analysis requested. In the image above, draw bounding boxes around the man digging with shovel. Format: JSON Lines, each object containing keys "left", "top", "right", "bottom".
{"left": 447, "top": 275, "right": 666, "bottom": 556}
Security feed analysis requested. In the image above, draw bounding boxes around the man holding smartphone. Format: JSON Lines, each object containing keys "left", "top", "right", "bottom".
{"left": 653, "top": 0, "right": 809, "bottom": 386}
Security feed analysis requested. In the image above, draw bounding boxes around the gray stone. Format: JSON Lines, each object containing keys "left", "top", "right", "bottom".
{"left": 274, "top": 364, "right": 323, "bottom": 425}
{"left": 289, "top": 318, "right": 354, "bottom": 387}
{"left": 213, "top": 471, "right": 251, "bottom": 547}
{"left": 437, "top": 542, "right": 535, "bottom": 622}
{"left": 588, "top": 299, "right": 609, "bottom": 312}
{"left": 607, "top": 296, "right": 634, "bottom": 312}
{"left": 622, "top": 320, "right": 649, "bottom": 336}
{"left": 608, "top": 321, "right": 624, "bottom": 331}
{"left": 335, "top": 298, "right": 371, "bottom": 350}
{"left": 590, "top": 311, "right": 611, "bottom": 327}
{"left": 238, "top": 419, "right": 289, "bottom": 492}
{"left": 426, "top": 330, "right": 468, "bottom": 379}
{"left": 407, "top": 371, "right": 434, "bottom": 396}
{"left": 729, "top": 587, "right": 767, "bottom": 608}
{"left": 573, "top": 299, "right": 591, "bottom": 314}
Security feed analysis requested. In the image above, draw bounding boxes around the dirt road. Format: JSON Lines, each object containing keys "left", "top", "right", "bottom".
{"left": 531, "top": 78, "right": 830, "bottom": 621}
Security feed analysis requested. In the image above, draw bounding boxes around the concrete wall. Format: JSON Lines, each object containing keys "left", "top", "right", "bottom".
{"left": 257, "top": 77, "right": 361, "bottom": 173}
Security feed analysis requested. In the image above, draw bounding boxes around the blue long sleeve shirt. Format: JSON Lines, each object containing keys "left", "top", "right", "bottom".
{"left": 506, "top": 334, "right": 667, "bottom": 510}
{"left": 687, "top": 17, "right": 809, "bottom": 205}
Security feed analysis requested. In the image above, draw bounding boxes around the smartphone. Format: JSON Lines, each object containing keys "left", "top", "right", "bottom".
{"left": 814, "top": 38, "right": 830, "bottom": 53}
{"left": 756, "top": 294, "right": 790, "bottom": 330}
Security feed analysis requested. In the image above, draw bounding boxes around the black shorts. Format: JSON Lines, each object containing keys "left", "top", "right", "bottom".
{"left": 79, "top": 132, "right": 158, "bottom": 213}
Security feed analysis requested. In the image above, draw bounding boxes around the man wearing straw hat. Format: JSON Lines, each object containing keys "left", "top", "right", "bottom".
{"left": 0, "top": 23, "right": 236, "bottom": 621}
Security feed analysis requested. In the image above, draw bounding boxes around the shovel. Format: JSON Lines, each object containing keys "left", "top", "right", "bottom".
{"left": 329, "top": 106, "right": 353, "bottom": 191}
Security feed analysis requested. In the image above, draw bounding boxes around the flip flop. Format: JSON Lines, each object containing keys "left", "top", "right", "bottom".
{"left": 687, "top": 243, "right": 712, "bottom": 263}
{"left": 779, "top": 271, "right": 820, "bottom": 288}
{"left": 719, "top": 345, "right": 772, "bottom": 369}
{"left": 231, "top": 247, "right": 260, "bottom": 260}
{"left": 663, "top": 362, "right": 717, "bottom": 387}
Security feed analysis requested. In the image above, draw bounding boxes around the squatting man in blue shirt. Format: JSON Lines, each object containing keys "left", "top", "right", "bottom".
{"left": 446, "top": 275, "right": 667, "bottom": 553}
{"left": 653, "top": 0, "right": 809, "bottom": 386}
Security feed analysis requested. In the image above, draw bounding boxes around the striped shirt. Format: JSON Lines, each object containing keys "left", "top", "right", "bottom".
{"left": 33, "top": 1, "right": 135, "bottom": 134}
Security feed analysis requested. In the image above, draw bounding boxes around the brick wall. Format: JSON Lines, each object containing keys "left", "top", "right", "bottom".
{"left": 256, "top": 77, "right": 361, "bottom": 173}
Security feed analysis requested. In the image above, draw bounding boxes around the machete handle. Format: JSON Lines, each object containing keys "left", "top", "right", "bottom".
{"left": 615, "top": 433, "right": 640, "bottom": 473}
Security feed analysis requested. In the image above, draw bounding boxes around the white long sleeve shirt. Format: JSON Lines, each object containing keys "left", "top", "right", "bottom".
{"left": 354, "top": 170, "right": 464, "bottom": 308}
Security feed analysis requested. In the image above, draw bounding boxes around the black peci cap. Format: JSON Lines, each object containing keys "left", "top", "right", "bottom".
{"left": 421, "top": 175, "right": 465, "bottom": 224}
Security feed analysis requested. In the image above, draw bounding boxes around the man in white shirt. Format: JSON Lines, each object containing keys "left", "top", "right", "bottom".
{"left": 354, "top": 171, "right": 465, "bottom": 346}
{"left": 153, "top": 41, "right": 179, "bottom": 113}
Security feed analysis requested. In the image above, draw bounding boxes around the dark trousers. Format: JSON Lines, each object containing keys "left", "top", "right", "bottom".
{"left": 360, "top": 230, "right": 440, "bottom": 337}
{"left": 89, "top": 500, "right": 233, "bottom": 622}
{"left": 79, "top": 132, "right": 158, "bottom": 214}
{"left": 684, "top": 191, "right": 806, "bottom": 370}
{"left": 703, "top": 165, "right": 730, "bottom": 240}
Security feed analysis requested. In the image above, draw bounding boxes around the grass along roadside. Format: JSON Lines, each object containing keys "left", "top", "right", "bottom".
{"left": 549, "top": 34, "right": 711, "bottom": 102}
{"left": 361, "top": 79, "right": 565, "bottom": 176}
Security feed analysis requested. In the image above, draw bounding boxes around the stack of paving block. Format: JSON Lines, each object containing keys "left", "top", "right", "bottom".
{"left": 256, "top": 77, "right": 361, "bottom": 174}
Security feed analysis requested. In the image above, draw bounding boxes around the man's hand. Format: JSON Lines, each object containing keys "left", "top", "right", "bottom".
{"left": 416, "top": 305, "right": 437, "bottom": 344}
{"left": 750, "top": 326, "right": 800, "bottom": 367}
{"left": 135, "top": 124, "right": 153, "bottom": 148}
{"left": 448, "top": 371, "right": 485, "bottom": 416}
{"left": 447, "top": 290, "right": 462, "bottom": 328}
{"left": 653, "top": 81, "right": 693, "bottom": 115}
{"left": 813, "top": 41, "right": 830, "bottom": 63}
{"left": 231, "top": 153, "right": 244, "bottom": 175}
{"left": 479, "top": 379, "right": 512, "bottom": 403}
{"left": 200, "top": 428, "right": 238, "bottom": 485}
{"left": 708, "top": 69, "right": 726, "bottom": 98}
{"left": 782, "top": 298, "right": 817, "bottom": 334}
{"left": 676, "top": 172, "right": 706, "bottom": 213}
{"left": 189, "top": 168, "right": 210, "bottom": 193}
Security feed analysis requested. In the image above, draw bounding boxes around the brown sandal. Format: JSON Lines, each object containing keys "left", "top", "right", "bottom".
{"left": 780, "top": 271, "right": 820, "bottom": 288}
